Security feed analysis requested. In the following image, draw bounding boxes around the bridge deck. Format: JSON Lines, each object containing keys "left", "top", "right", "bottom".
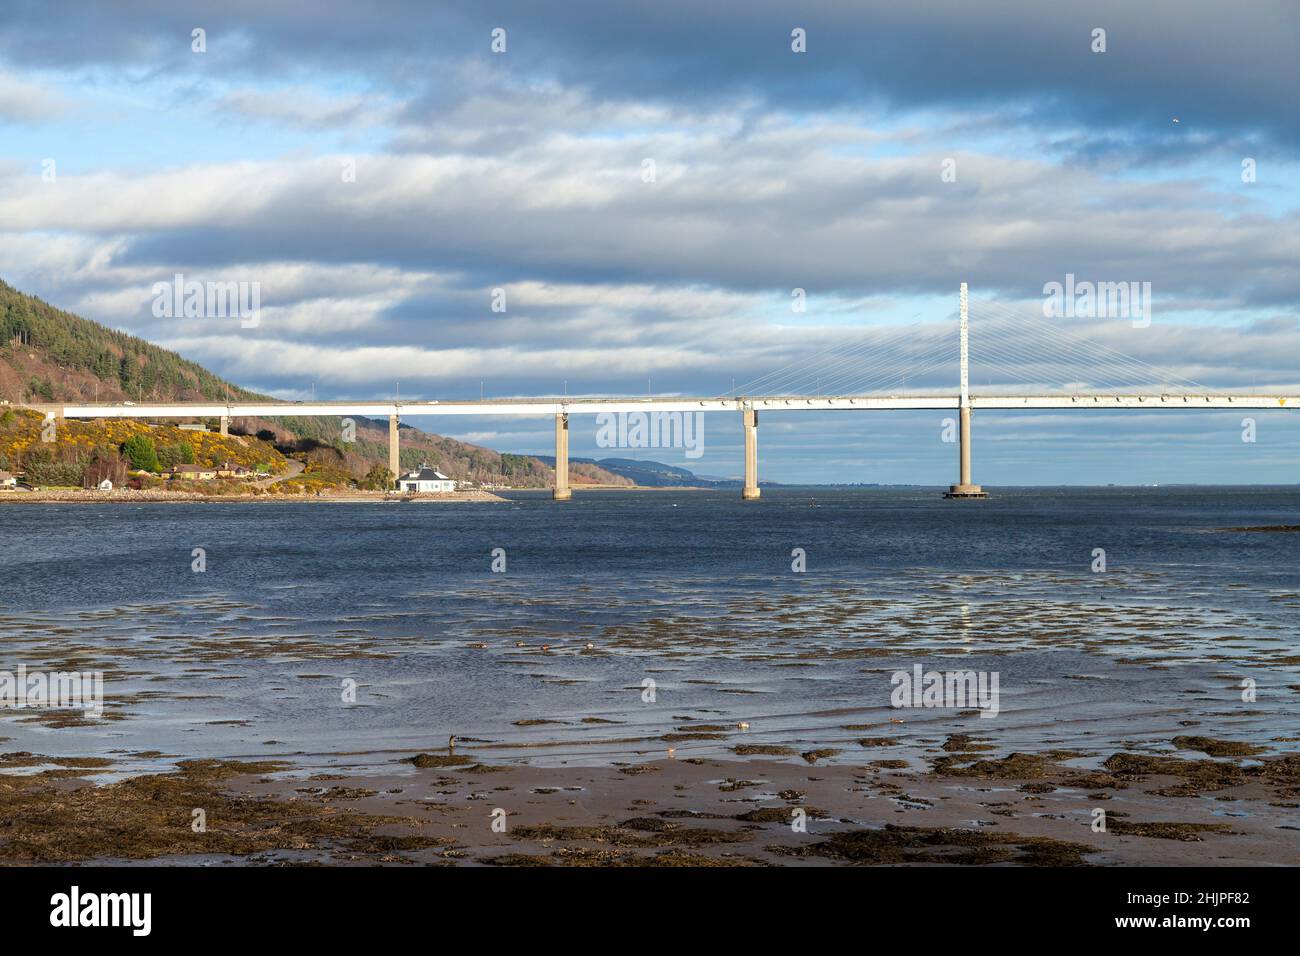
{"left": 29, "top": 394, "right": 1300, "bottom": 419}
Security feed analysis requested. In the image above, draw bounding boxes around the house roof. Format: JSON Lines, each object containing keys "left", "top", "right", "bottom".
{"left": 401, "top": 465, "right": 452, "bottom": 481}
{"left": 171, "top": 464, "right": 211, "bottom": 473}
{"left": 0, "top": 470, "right": 13, "bottom": 480}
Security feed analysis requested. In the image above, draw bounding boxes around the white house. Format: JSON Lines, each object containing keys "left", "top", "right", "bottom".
{"left": 397, "top": 463, "right": 456, "bottom": 493}
{"left": 97, "top": 479, "right": 113, "bottom": 491}
{"left": 0, "top": 470, "right": 16, "bottom": 489}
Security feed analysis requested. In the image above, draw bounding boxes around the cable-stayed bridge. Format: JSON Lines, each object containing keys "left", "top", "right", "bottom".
{"left": 35, "top": 285, "right": 1300, "bottom": 499}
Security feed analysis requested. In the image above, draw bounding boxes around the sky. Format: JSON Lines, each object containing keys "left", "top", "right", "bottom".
{"left": 0, "top": 0, "right": 1297, "bottom": 485}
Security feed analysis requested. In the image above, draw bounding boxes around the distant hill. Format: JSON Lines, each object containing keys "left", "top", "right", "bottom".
{"left": 534, "top": 455, "right": 779, "bottom": 488}
{"left": 0, "top": 278, "right": 629, "bottom": 489}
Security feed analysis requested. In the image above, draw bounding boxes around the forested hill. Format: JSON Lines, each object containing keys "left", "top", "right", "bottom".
{"left": 0, "top": 279, "right": 630, "bottom": 489}
{"left": 0, "top": 278, "right": 255, "bottom": 404}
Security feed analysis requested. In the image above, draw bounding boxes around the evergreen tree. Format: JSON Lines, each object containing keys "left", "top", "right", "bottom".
{"left": 121, "top": 434, "right": 159, "bottom": 472}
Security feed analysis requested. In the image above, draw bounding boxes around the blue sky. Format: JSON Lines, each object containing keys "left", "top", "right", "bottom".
{"left": 0, "top": 1, "right": 1297, "bottom": 484}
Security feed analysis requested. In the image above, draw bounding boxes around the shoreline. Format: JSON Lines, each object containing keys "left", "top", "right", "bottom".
{"left": 0, "top": 488, "right": 509, "bottom": 504}
{"left": 0, "top": 485, "right": 718, "bottom": 503}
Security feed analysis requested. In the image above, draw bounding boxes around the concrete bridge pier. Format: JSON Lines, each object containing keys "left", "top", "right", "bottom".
{"left": 388, "top": 414, "right": 400, "bottom": 486}
{"left": 219, "top": 414, "right": 229, "bottom": 436}
{"left": 553, "top": 412, "right": 572, "bottom": 500}
{"left": 945, "top": 405, "right": 986, "bottom": 498}
{"left": 945, "top": 281, "right": 987, "bottom": 499}
{"left": 742, "top": 406, "right": 760, "bottom": 499}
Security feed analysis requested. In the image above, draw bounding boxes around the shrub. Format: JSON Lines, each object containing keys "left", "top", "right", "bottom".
{"left": 358, "top": 463, "right": 393, "bottom": 490}
{"left": 20, "top": 445, "right": 83, "bottom": 485}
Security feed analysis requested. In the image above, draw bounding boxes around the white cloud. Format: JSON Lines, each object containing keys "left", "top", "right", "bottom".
{"left": 214, "top": 86, "right": 396, "bottom": 129}
{"left": 0, "top": 69, "right": 70, "bottom": 123}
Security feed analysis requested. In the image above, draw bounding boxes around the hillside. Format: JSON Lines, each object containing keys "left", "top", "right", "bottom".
{"left": 0, "top": 279, "right": 631, "bottom": 490}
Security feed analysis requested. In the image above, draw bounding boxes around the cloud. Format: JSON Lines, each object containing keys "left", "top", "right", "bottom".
{"left": 1, "top": 109, "right": 1296, "bottom": 408}
{"left": 214, "top": 86, "right": 394, "bottom": 130}
{"left": 1, "top": 2, "right": 1295, "bottom": 154}
{"left": 0, "top": 69, "right": 70, "bottom": 122}
{"left": 3, "top": 124, "right": 1292, "bottom": 307}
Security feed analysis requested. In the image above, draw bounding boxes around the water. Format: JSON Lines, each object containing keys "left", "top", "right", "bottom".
{"left": 1, "top": 487, "right": 1297, "bottom": 777}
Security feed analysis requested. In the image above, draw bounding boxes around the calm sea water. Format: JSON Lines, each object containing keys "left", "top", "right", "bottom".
{"left": 1, "top": 487, "right": 1298, "bottom": 775}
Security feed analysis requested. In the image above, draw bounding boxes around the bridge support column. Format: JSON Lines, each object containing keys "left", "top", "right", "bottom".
{"left": 553, "top": 412, "right": 572, "bottom": 500}
{"left": 742, "top": 407, "right": 760, "bottom": 500}
{"left": 945, "top": 405, "right": 986, "bottom": 498}
{"left": 219, "top": 414, "right": 229, "bottom": 437}
{"left": 388, "top": 414, "right": 400, "bottom": 487}
{"left": 945, "top": 282, "right": 986, "bottom": 499}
